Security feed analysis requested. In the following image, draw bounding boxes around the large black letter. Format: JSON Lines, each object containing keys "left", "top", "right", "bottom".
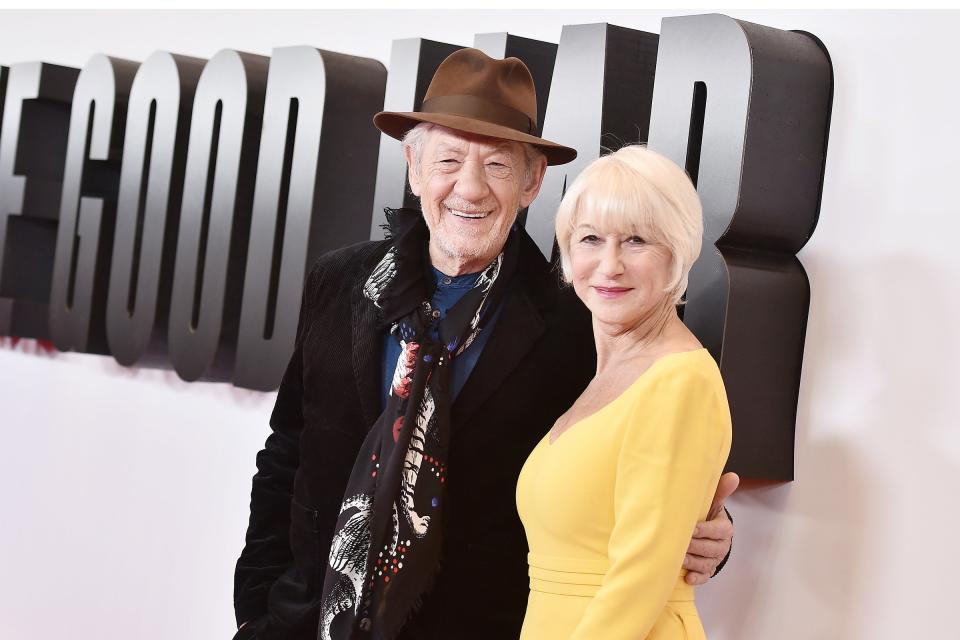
{"left": 233, "top": 46, "right": 386, "bottom": 391}
{"left": 525, "top": 23, "right": 659, "bottom": 258}
{"left": 647, "top": 14, "right": 833, "bottom": 480}
{"left": 368, "top": 38, "right": 460, "bottom": 240}
{"left": 49, "top": 55, "right": 139, "bottom": 354}
{"left": 105, "top": 51, "right": 206, "bottom": 367}
{"left": 167, "top": 50, "right": 268, "bottom": 382}
{"left": 0, "top": 62, "right": 77, "bottom": 340}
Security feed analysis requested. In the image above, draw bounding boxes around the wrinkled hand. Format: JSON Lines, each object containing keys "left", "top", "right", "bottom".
{"left": 683, "top": 472, "right": 739, "bottom": 585}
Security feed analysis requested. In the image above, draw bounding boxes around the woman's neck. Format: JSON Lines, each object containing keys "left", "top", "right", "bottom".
{"left": 592, "top": 303, "right": 681, "bottom": 374}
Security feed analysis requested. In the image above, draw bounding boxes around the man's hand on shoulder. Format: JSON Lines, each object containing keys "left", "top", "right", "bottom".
{"left": 683, "top": 472, "right": 739, "bottom": 585}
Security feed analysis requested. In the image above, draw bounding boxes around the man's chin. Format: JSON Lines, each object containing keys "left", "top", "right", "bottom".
{"left": 437, "top": 234, "right": 485, "bottom": 256}
{"left": 434, "top": 240, "right": 494, "bottom": 266}
{"left": 442, "top": 246, "right": 483, "bottom": 263}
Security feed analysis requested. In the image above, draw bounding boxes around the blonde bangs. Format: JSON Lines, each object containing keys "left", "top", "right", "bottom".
{"left": 561, "top": 157, "right": 670, "bottom": 246}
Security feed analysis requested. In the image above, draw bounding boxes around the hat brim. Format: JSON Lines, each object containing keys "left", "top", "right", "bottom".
{"left": 373, "top": 111, "right": 577, "bottom": 166}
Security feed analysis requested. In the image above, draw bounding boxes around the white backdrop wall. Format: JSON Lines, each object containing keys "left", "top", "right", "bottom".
{"left": 0, "top": 10, "right": 956, "bottom": 640}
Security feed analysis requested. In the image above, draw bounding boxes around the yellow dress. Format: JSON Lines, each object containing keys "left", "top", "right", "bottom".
{"left": 516, "top": 348, "right": 732, "bottom": 640}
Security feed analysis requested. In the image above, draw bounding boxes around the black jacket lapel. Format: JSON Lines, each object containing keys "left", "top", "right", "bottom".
{"left": 451, "top": 286, "right": 546, "bottom": 427}
{"left": 452, "top": 229, "right": 556, "bottom": 427}
{"left": 352, "top": 247, "right": 390, "bottom": 427}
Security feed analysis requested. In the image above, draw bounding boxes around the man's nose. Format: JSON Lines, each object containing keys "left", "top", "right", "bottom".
{"left": 453, "top": 160, "right": 490, "bottom": 202}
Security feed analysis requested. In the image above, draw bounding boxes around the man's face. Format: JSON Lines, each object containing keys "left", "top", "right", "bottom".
{"left": 405, "top": 127, "right": 547, "bottom": 275}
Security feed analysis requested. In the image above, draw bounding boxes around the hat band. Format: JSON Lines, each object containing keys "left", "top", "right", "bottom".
{"left": 420, "top": 94, "right": 535, "bottom": 135}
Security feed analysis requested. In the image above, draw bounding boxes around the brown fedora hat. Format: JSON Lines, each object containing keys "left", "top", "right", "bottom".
{"left": 373, "top": 48, "right": 577, "bottom": 166}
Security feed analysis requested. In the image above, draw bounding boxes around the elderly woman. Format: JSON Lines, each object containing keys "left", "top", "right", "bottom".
{"left": 516, "top": 145, "right": 732, "bottom": 639}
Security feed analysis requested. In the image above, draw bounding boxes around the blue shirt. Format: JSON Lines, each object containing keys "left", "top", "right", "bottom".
{"left": 380, "top": 267, "right": 502, "bottom": 407}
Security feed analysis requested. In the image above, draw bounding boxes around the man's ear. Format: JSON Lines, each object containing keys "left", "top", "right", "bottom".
{"left": 404, "top": 144, "right": 422, "bottom": 197}
{"left": 519, "top": 153, "right": 549, "bottom": 209}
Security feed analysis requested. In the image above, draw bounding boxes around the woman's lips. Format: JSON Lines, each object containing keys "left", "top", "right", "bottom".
{"left": 592, "top": 286, "right": 632, "bottom": 299}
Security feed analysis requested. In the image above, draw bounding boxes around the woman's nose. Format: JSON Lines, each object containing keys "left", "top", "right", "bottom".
{"left": 599, "top": 244, "right": 625, "bottom": 276}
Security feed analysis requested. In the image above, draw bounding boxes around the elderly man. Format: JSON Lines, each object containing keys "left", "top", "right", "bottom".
{"left": 234, "top": 48, "right": 735, "bottom": 640}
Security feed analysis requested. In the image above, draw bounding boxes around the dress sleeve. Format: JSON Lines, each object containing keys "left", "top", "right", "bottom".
{"left": 569, "top": 363, "right": 732, "bottom": 640}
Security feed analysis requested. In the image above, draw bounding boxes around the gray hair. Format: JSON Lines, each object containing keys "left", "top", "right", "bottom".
{"left": 401, "top": 122, "right": 544, "bottom": 182}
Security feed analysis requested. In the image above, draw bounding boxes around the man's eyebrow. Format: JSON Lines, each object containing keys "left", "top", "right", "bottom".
{"left": 433, "top": 141, "right": 515, "bottom": 158}
{"left": 435, "top": 142, "right": 465, "bottom": 153}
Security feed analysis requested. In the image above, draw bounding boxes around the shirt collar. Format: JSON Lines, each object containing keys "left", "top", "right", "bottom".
{"left": 431, "top": 267, "right": 482, "bottom": 290}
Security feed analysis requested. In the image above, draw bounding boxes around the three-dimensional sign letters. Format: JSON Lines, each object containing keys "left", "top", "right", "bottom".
{"left": 0, "top": 14, "right": 832, "bottom": 480}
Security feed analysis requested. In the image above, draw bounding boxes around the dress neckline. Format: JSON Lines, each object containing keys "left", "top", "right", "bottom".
{"left": 547, "top": 348, "right": 707, "bottom": 447}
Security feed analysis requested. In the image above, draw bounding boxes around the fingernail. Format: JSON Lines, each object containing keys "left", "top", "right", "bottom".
{"left": 693, "top": 525, "right": 701, "bottom": 536}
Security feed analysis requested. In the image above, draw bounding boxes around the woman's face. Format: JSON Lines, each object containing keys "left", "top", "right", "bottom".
{"left": 568, "top": 217, "right": 674, "bottom": 330}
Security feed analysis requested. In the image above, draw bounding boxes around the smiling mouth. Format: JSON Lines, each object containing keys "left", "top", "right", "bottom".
{"left": 447, "top": 207, "right": 490, "bottom": 220}
{"left": 593, "top": 286, "right": 632, "bottom": 297}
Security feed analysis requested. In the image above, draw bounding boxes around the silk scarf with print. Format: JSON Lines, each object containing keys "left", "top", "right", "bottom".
{"left": 318, "top": 208, "right": 519, "bottom": 640}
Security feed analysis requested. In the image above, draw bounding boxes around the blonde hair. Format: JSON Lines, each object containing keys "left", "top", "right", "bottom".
{"left": 554, "top": 145, "right": 703, "bottom": 304}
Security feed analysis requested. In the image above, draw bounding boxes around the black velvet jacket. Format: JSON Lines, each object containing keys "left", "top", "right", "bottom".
{"left": 234, "top": 227, "right": 596, "bottom": 639}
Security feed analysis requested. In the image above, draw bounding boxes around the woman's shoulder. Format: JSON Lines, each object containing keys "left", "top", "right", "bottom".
{"left": 620, "top": 348, "right": 730, "bottom": 424}
{"left": 631, "top": 348, "right": 723, "bottom": 395}
{"left": 620, "top": 348, "right": 732, "bottom": 453}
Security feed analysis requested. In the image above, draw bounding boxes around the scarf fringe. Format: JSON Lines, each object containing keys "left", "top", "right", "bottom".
{"left": 377, "top": 558, "right": 445, "bottom": 640}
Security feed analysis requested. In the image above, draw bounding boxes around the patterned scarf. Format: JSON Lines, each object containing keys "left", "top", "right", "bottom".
{"left": 318, "top": 209, "right": 519, "bottom": 640}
